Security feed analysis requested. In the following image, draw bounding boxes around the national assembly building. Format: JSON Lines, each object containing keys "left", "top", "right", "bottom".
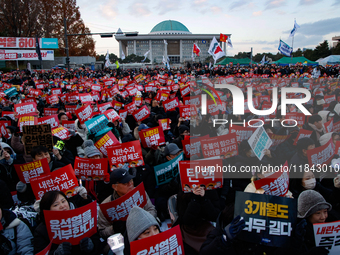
{"left": 114, "top": 20, "right": 230, "bottom": 65}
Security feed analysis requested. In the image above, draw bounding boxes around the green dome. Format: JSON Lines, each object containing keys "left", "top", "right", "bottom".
{"left": 150, "top": 20, "right": 191, "bottom": 34}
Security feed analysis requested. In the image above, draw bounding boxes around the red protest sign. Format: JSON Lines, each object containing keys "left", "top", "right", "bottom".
{"left": 119, "top": 109, "right": 128, "bottom": 121}
{"left": 163, "top": 98, "right": 179, "bottom": 112}
{"left": 325, "top": 118, "right": 333, "bottom": 133}
{"left": 201, "top": 133, "right": 238, "bottom": 158}
{"left": 336, "top": 141, "right": 340, "bottom": 156}
{"left": 46, "top": 95, "right": 59, "bottom": 105}
{"left": 75, "top": 104, "right": 93, "bottom": 124}
{"left": 91, "top": 84, "right": 102, "bottom": 92}
{"left": 104, "top": 109, "right": 120, "bottom": 122}
{"left": 293, "top": 129, "right": 313, "bottom": 146}
{"left": 98, "top": 102, "right": 112, "bottom": 113}
{"left": 29, "top": 89, "right": 42, "bottom": 97}
{"left": 74, "top": 157, "right": 108, "bottom": 180}
{"left": 44, "top": 201, "right": 97, "bottom": 245}
{"left": 14, "top": 102, "right": 37, "bottom": 116}
{"left": 0, "top": 120, "right": 11, "bottom": 127}
{"left": 107, "top": 140, "right": 144, "bottom": 167}
{"left": 65, "top": 105, "right": 77, "bottom": 114}
{"left": 94, "top": 131, "right": 120, "bottom": 157}
{"left": 229, "top": 125, "right": 255, "bottom": 143}
{"left": 112, "top": 100, "right": 123, "bottom": 111}
{"left": 155, "top": 91, "right": 169, "bottom": 101}
{"left": 130, "top": 225, "right": 184, "bottom": 255}
{"left": 62, "top": 120, "right": 75, "bottom": 131}
{"left": 0, "top": 123, "right": 10, "bottom": 139}
{"left": 268, "top": 133, "right": 291, "bottom": 148}
{"left": 286, "top": 112, "right": 305, "bottom": 128}
{"left": 182, "top": 135, "right": 209, "bottom": 158}
{"left": 44, "top": 108, "right": 58, "bottom": 116}
{"left": 52, "top": 126, "right": 71, "bottom": 140}
{"left": 35, "top": 240, "right": 53, "bottom": 255}
{"left": 38, "top": 115, "right": 59, "bottom": 129}
{"left": 51, "top": 88, "right": 62, "bottom": 95}
{"left": 179, "top": 159, "right": 223, "bottom": 192}
{"left": 134, "top": 96, "right": 142, "bottom": 107}
{"left": 99, "top": 183, "right": 147, "bottom": 222}
{"left": 179, "top": 105, "right": 191, "bottom": 118}
{"left": 254, "top": 162, "right": 289, "bottom": 197}
{"left": 139, "top": 126, "right": 166, "bottom": 148}
{"left": 2, "top": 111, "right": 15, "bottom": 120}
{"left": 180, "top": 85, "right": 190, "bottom": 97}
{"left": 30, "top": 164, "right": 78, "bottom": 200}
{"left": 125, "top": 102, "right": 137, "bottom": 114}
{"left": 307, "top": 139, "right": 334, "bottom": 167}
{"left": 133, "top": 105, "right": 150, "bottom": 122}
{"left": 14, "top": 158, "right": 50, "bottom": 184}
{"left": 158, "top": 119, "right": 170, "bottom": 131}
{"left": 79, "top": 93, "right": 93, "bottom": 103}
{"left": 18, "top": 116, "right": 38, "bottom": 132}
{"left": 324, "top": 95, "right": 336, "bottom": 104}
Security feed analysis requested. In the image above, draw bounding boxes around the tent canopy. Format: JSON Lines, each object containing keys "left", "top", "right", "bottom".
{"left": 316, "top": 55, "right": 340, "bottom": 66}
{"left": 216, "top": 57, "right": 255, "bottom": 65}
{"left": 273, "top": 56, "right": 317, "bottom": 66}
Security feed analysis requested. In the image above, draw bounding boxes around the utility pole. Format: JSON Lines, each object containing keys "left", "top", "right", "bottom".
{"left": 64, "top": 17, "right": 70, "bottom": 71}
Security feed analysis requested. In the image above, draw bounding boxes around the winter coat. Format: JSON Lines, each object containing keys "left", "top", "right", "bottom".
{"left": 0, "top": 208, "right": 34, "bottom": 255}
{"left": 97, "top": 190, "right": 157, "bottom": 239}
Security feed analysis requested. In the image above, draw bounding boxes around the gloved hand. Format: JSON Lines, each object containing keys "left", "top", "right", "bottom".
{"left": 79, "top": 237, "right": 94, "bottom": 253}
{"left": 77, "top": 186, "right": 88, "bottom": 199}
{"left": 224, "top": 215, "right": 246, "bottom": 241}
{"left": 295, "top": 219, "right": 307, "bottom": 241}
{"left": 305, "top": 247, "right": 329, "bottom": 255}
{"left": 16, "top": 181, "right": 27, "bottom": 193}
{"left": 54, "top": 242, "right": 72, "bottom": 255}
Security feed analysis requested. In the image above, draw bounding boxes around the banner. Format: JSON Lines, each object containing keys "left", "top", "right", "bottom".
{"left": 314, "top": 220, "right": 340, "bottom": 254}
{"left": 307, "top": 139, "right": 334, "bottom": 167}
{"left": 154, "top": 153, "right": 183, "bottom": 186}
{"left": 200, "top": 133, "right": 238, "bottom": 158}
{"left": 278, "top": 40, "right": 292, "bottom": 57}
{"left": 99, "top": 183, "right": 147, "bottom": 222}
{"left": 253, "top": 162, "right": 289, "bottom": 197}
{"left": 74, "top": 157, "right": 108, "bottom": 180}
{"left": 107, "top": 140, "right": 144, "bottom": 167}
{"left": 94, "top": 131, "right": 120, "bottom": 157}
{"left": 293, "top": 129, "right": 313, "bottom": 145}
{"left": 0, "top": 37, "right": 58, "bottom": 49}
{"left": 38, "top": 115, "right": 59, "bottom": 129}
{"left": 139, "top": 126, "right": 166, "bottom": 148}
{"left": 30, "top": 164, "right": 78, "bottom": 200}
{"left": 179, "top": 159, "right": 223, "bottom": 192}
{"left": 234, "top": 191, "right": 297, "bottom": 247}
{"left": 163, "top": 98, "right": 179, "bottom": 112}
{"left": 23, "top": 124, "right": 53, "bottom": 155}
{"left": 75, "top": 104, "right": 93, "bottom": 123}
{"left": 14, "top": 158, "right": 50, "bottom": 184}
{"left": 130, "top": 225, "right": 184, "bottom": 255}
{"left": 230, "top": 125, "right": 255, "bottom": 142}
{"left": 14, "top": 102, "right": 37, "bottom": 116}
{"left": 0, "top": 49, "right": 54, "bottom": 60}
{"left": 85, "top": 115, "right": 109, "bottom": 135}
{"left": 52, "top": 126, "right": 71, "bottom": 140}
{"left": 248, "top": 126, "right": 272, "bottom": 160}
{"left": 44, "top": 201, "right": 97, "bottom": 245}
{"left": 132, "top": 105, "right": 151, "bottom": 122}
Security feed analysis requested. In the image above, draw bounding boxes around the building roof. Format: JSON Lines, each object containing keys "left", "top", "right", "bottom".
{"left": 150, "top": 20, "right": 191, "bottom": 34}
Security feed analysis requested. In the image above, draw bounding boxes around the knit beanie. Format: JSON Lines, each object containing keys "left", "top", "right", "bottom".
{"left": 126, "top": 206, "right": 159, "bottom": 242}
{"left": 297, "top": 190, "right": 332, "bottom": 218}
{"left": 84, "top": 140, "right": 101, "bottom": 158}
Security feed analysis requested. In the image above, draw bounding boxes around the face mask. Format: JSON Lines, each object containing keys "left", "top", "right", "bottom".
{"left": 249, "top": 150, "right": 256, "bottom": 157}
{"left": 7, "top": 134, "right": 11, "bottom": 139}
{"left": 303, "top": 178, "right": 316, "bottom": 190}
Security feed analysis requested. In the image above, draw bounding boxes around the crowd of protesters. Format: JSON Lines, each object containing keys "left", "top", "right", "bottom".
{"left": 0, "top": 63, "right": 340, "bottom": 255}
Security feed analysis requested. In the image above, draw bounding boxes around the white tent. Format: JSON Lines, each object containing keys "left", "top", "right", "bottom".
{"left": 316, "top": 55, "right": 340, "bottom": 66}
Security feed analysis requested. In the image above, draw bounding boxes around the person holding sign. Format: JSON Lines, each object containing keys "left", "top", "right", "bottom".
{"left": 34, "top": 190, "right": 102, "bottom": 255}
{"left": 97, "top": 169, "right": 157, "bottom": 240}
{"left": 302, "top": 115, "right": 325, "bottom": 147}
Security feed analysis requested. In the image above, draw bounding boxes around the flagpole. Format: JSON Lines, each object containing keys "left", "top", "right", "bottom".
{"left": 251, "top": 47, "right": 253, "bottom": 66}
{"left": 291, "top": 18, "right": 295, "bottom": 65}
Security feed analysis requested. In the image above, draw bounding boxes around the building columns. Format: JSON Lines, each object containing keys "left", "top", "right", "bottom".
{"left": 149, "top": 40, "right": 152, "bottom": 64}
{"left": 133, "top": 40, "right": 136, "bottom": 55}
{"left": 180, "top": 40, "right": 183, "bottom": 63}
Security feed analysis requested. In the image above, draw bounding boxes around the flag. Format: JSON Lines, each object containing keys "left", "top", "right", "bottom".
{"left": 142, "top": 50, "right": 150, "bottom": 62}
{"left": 121, "top": 50, "right": 125, "bottom": 60}
{"left": 289, "top": 20, "right": 300, "bottom": 37}
{"left": 260, "top": 55, "right": 266, "bottom": 65}
{"left": 35, "top": 35, "right": 42, "bottom": 61}
{"left": 227, "top": 37, "right": 233, "bottom": 48}
{"left": 193, "top": 43, "right": 201, "bottom": 57}
{"left": 104, "top": 50, "right": 111, "bottom": 68}
{"left": 167, "top": 57, "right": 170, "bottom": 69}
{"left": 220, "top": 33, "right": 228, "bottom": 42}
{"left": 164, "top": 40, "right": 168, "bottom": 45}
{"left": 115, "top": 60, "right": 119, "bottom": 69}
{"left": 162, "top": 56, "right": 167, "bottom": 66}
{"left": 278, "top": 39, "right": 293, "bottom": 57}
{"left": 208, "top": 37, "right": 226, "bottom": 63}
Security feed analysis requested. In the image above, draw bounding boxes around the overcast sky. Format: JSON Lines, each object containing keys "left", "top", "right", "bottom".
{"left": 77, "top": 0, "right": 340, "bottom": 57}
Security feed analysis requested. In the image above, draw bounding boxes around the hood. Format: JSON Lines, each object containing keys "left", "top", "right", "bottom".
{"left": 319, "top": 132, "right": 333, "bottom": 146}
{"left": 1, "top": 208, "right": 18, "bottom": 229}
{"left": 0, "top": 142, "right": 15, "bottom": 156}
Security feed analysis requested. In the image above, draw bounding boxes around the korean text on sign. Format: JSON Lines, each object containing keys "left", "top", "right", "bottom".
{"left": 314, "top": 220, "right": 340, "bottom": 254}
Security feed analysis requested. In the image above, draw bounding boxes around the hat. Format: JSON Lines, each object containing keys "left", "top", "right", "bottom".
{"left": 163, "top": 143, "right": 181, "bottom": 156}
{"left": 83, "top": 140, "right": 101, "bottom": 158}
{"left": 178, "top": 125, "right": 189, "bottom": 135}
{"left": 110, "top": 168, "right": 134, "bottom": 185}
{"left": 138, "top": 124, "right": 149, "bottom": 132}
{"left": 297, "top": 190, "right": 332, "bottom": 218}
{"left": 126, "top": 206, "right": 159, "bottom": 242}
